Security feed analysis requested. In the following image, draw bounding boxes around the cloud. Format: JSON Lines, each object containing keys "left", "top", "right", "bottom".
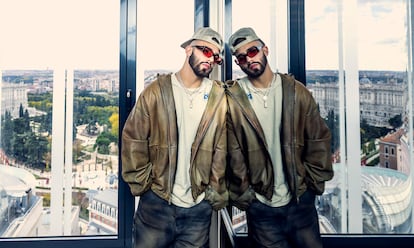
{"left": 306, "top": 0, "right": 408, "bottom": 71}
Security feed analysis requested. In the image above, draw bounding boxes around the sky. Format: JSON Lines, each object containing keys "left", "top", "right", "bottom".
{"left": 0, "top": 0, "right": 409, "bottom": 72}
{"left": 136, "top": 0, "right": 194, "bottom": 72}
{"left": 137, "top": 0, "right": 410, "bottom": 72}
{"left": 0, "top": 0, "right": 120, "bottom": 70}
{"left": 306, "top": 0, "right": 407, "bottom": 71}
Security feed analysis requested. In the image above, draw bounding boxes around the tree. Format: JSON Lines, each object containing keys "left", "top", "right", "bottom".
{"left": 109, "top": 113, "right": 119, "bottom": 138}
{"left": 325, "top": 109, "right": 340, "bottom": 153}
{"left": 19, "top": 103, "right": 24, "bottom": 118}
{"left": 1, "top": 111, "right": 13, "bottom": 154}
{"left": 94, "top": 131, "right": 117, "bottom": 154}
{"left": 388, "top": 114, "right": 402, "bottom": 129}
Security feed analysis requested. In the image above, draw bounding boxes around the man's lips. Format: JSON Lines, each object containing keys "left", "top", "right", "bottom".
{"left": 249, "top": 62, "right": 260, "bottom": 70}
{"left": 201, "top": 62, "right": 212, "bottom": 70}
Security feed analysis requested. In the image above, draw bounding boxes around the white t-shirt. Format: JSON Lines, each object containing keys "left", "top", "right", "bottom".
{"left": 170, "top": 73, "right": 212, "bottom": 207}
{"left": 238, "top": 74, "right": 292, "bottom": 207}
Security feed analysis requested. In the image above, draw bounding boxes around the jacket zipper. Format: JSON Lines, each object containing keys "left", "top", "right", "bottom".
{"left": 291, "top": 80, "right": 299, "bottom": 203}
{"left": 190, "top": 83, "right": 222, "bottom": 200}
{"left": 159, "top": 76, "right": 174, "bottom": 205}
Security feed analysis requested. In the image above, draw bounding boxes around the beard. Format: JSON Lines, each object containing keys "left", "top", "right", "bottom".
{"left": 189, "top": 53, "right": 213, "bottom": 78}
{"left": 240, "top": 55, "right": 267, "bottom": 78}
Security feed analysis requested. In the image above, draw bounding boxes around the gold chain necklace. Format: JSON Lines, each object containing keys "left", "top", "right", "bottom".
{"left": 175, "top": 73, "right": 205, "bottom": 109}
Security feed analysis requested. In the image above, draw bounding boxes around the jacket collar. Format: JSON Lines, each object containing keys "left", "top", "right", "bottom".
{"left": 157, "top": 74, "right": 225, "bottom": 152}
{"left": 225, "top": 77, "right": 266, "bottom": 139}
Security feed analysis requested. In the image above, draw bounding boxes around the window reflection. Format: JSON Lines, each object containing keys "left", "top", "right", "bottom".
{"left": 229, "top": 0, "right": 288, "bottom": 235}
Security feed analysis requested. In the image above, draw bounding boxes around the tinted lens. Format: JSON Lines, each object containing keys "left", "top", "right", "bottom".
{"left": 236, "top": 46, "right": 261, "bottom": 64}
{"left": 214, "top": 55, "right": 223, "bottom": 65}
{"left": 201, "top": 46, "right": 214, "bottom": 58}
{"left": 194, "top": 46, "right": 222, "bottom": 65}
{"left": 236, "top": 54, "right": 247, "bottom": 64}
{"left": 246, "top": 46, "right": 260, "bottom": 58}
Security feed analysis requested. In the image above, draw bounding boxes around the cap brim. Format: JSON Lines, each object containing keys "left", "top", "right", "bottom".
{"left": 180, "top": 39, "right": 193, "bottom": 48}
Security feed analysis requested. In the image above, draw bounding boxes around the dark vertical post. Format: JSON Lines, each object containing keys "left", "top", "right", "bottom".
{"left": 119, "top": 0, "right": 136, "bottom": 247}
{"left": 289, "top": 0, "right": 306, "bottom": 84}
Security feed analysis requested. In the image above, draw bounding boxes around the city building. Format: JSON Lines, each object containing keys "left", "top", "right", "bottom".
{"left": 308, "top": 77, "right": 408, "bottom": 127}
{"left": 379, "top": 128, "right": 411, "bottom": 174}
{"left": 320, "top": 165, "right": 412, "bottom": 233}
{"left": 0, "top": 164, "right": 40, "bottom": 237}
{"left": 1, "top": 82, "right": 28, "bottom": 119}
{"left": 0, "top": 164, "right": 81, "bottom": 237}
{"left": 87, "top": 189, "right": 118, "bottom": 234}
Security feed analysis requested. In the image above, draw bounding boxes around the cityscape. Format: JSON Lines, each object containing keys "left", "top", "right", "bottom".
{"left": 0, "top": 69, "right": 119, "bottom": 237}
{"left": 0, "top": 68, "right": 413, "bottom": 238}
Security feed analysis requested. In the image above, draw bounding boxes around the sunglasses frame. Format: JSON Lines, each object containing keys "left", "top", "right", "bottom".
{"left": 192, "top": 45, "right": 223, "bottom": 65}
{"left": 235, "top": 45, "right": 264, "bottom": 65}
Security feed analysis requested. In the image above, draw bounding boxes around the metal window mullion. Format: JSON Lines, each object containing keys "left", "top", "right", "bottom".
{"left": 50, "top": 67, "right": 66, "bottom": 236}
{"left": 407, "top": 0, "right": 414, "bottom": 233}
{"left": 271, "top": 0, "right": 288, "bottom": 73}
{"left": 337, "top": 0, "right": 348, "bottom": 234}
{"left": 64, "top": 69, "right": 74, "bottom": 235}
{"left": 343, "top": 0, "right": 363, "bottom": 233}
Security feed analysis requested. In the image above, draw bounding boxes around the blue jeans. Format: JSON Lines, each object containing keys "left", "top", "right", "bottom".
{"left": 246, "top": 190, "right": 322, "bottom": 248}
{"left": 132, "top": 190, "right": 213, "bottom": 248}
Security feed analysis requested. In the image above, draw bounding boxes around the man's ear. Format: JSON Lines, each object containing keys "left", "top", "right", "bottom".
{"left": 263, "top": 45, "right": 269, "bottom": 56}
{"left": 185, "top": 45, "right": 193, "bottom": 56}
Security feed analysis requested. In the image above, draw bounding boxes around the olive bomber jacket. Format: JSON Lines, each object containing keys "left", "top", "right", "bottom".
{"left": 225, "top": 73, "right": 334, "bottom": 210}
{"left": 121, "top": 74, "right": 228, "bottom": 210}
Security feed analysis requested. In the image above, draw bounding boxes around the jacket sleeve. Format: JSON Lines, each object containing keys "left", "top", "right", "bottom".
{"left": 302, "top": 88, "right": 334, "bottom": 195}
{"left": 121, "top": 94, "right": 152, "bottom": 196}
{"left": 205, "top": 114, "right": 229, "bottom": 211}
{"left": 226, "top": 103, "right": 255, "bottom": 210}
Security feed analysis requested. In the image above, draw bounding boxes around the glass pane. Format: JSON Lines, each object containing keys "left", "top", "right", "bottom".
{"left": 0, "top": 0, "right": 119, "bottom": 238}
{"left": 136, "top": 0, "right": 194, "bottom": 94}
{"left": 134, "top": 0, "right": 194, "bottom": 224}
{"left": 231, "top": 0, "right": 283, "bottom": 79}
{"left": 305, "top": 0, "right": 412, "bottom": 234}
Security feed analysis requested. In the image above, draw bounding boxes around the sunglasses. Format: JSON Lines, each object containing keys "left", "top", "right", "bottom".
{"left": 192, "top": 45, "right": 223, "bottom": 65}
{"left": 235, "top": 45, "right": 263, "bottom": 65}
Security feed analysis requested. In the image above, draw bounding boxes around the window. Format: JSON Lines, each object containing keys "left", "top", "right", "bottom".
{"left": 305, "top": 0, "right": 412, "bottom": 235}
{"left": 0, "top": 0, "right": 126, "bottom": 247}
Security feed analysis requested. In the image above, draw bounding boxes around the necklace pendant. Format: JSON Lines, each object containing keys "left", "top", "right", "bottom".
{"left": 263, "top": 95, "right": 268, "bottom": 108}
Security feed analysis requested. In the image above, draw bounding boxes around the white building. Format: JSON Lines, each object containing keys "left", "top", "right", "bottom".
{"left": 308, "top": 78, "right": 407, "bottom": 127}
{"left": 87, "top": 189, "right": 118, "bottom": 234}
{"left": 1, "top": 82, "right": 28, "bottom": 119}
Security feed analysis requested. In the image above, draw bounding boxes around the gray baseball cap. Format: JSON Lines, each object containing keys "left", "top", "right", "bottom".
{"left": 181, "top": 27, "right": 224, "bottom": 52}
{"left": 228, "top": 27, "right": 264, "bottom": 54}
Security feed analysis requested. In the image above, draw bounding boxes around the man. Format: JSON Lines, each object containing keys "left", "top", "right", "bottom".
{"left": 121, "top": 27, "right": 228, "bottom": 248}
{"left": 226, "top": 27, "right": 333, "bottom": 248}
